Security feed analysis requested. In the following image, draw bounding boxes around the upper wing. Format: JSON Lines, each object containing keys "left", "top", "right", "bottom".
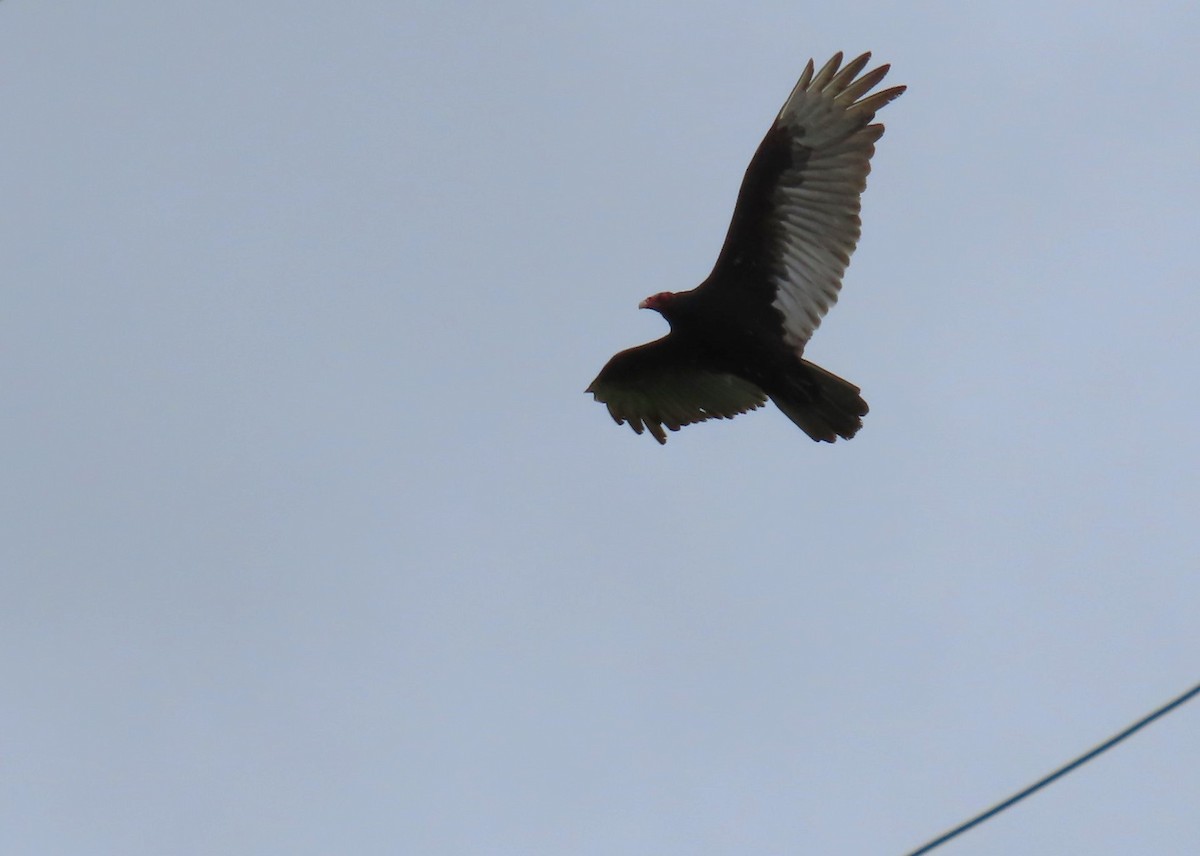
{"left": 587, "top": 337, "right": 767, "bottom": 444}
{"left": 704, "top": 52, "right": 905, "bottom": 356}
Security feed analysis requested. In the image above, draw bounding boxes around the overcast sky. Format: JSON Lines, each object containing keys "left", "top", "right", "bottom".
{"left": 4, "top": 2, "right": 1199, "bottom": 854}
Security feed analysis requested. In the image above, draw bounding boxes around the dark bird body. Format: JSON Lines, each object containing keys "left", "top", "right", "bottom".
{"left": 588, "top": 52, "right": 905, "bottom": 444}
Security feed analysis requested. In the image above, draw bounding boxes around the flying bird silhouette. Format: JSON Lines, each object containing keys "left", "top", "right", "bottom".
{"left": 588, "top": 52, "right": 904, "bottom": 444}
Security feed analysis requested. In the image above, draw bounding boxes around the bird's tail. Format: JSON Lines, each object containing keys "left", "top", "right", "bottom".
{"left": 770, "top": 360, "right": 868, "bottom": 442}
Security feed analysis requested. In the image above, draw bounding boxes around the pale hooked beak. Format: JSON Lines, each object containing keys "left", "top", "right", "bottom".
{"left": 638, "top": 297, "right": 651, "bottom": 309}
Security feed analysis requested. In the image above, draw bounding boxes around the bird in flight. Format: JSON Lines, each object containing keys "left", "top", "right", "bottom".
{"left": 588, "top": 52, "right": 904, "bottom": 444}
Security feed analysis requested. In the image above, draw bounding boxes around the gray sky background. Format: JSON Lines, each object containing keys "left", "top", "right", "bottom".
{"left": 4, "top": 2, "right": 1199, "bottom": 854}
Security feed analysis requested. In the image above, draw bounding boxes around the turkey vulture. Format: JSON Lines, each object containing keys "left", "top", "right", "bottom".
{"left": 588, "top": 52, "right": 904, "bottom": 444}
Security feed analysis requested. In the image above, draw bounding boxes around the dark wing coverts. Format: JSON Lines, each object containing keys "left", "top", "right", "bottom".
{"left": 586, "top": 339, "right": 767, "bottom": 444}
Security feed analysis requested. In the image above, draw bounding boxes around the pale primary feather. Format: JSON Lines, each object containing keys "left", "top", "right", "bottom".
{"left": 765, "top": 51, "right": 904, "bottom": 355}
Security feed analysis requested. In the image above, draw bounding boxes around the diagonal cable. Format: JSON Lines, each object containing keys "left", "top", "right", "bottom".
{"left": 903, "top": 679, "right": 1200, "bottom": 856}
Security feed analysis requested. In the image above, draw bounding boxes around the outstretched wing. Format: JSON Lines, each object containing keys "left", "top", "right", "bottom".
{"left": 703, "top": 52, "right": 905, "bottom": 356}
{"left": 587, "top": 337, "right": 767, "bottom": 444}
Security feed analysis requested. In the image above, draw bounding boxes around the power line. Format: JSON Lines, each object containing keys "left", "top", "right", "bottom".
{"left": 902, "top": 679, "right": 1200, "bottom": 856}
